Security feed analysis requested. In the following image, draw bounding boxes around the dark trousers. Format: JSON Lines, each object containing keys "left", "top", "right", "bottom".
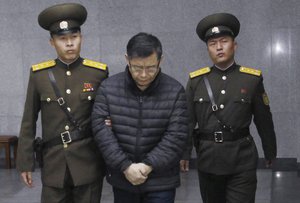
{"left": 198, "top": 170, "right": 257, "bottom": 203}
{"left": 113, "top": 187, "right": 176, "bottom": 203}
{"left": 41, "top": 167, "right": 103, "bottom": 203}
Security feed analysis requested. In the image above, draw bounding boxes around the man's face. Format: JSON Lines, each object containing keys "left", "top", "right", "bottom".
{"left": 50, "top": 31, "right": 82, "bottom": 63}
{"left": 207, "top": 35, "right": 237, "bottom": 69}
{"left": 127, "top": 52, "right": 161, "bottom": 91}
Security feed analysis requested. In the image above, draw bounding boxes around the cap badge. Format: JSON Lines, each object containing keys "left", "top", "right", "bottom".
{"left": 59, "top": 21, "right": 68, "bottom": 29}
{"left": 212, "top": 27, "right": 220, "bottom": 34}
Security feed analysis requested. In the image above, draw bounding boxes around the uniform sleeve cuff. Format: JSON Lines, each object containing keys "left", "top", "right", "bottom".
{"left": 120, "top": 160, "right": 132, "bottom": 173}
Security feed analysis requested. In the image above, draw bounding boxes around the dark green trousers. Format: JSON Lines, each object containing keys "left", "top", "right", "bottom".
{"left": 41, "top": 167, "right": 103, "bottom": 203}
{"left": 198, "top": 170, "right": 257, "bottom": 203}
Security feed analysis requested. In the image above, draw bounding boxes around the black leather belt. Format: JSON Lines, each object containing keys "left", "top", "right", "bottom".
{"left": 43, "top": 129, "right": 92, "bottom": 149}
{"left": 199, "top": 128, "right": 250, "bottom": 143}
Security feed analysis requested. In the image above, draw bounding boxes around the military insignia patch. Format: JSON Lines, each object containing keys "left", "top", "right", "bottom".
{"left": 83, "top": 83, "right": 94, "bottom": 92}
{"left": 240, "top": 66, "right": 262, "bottom": 76}
{"left": 241, "top": 88, "right": 247, "bottom": 94}
{"left": 83, "top": 59, "right": 107, "bottom": 71}
{"left": 189, "top": 67, "right": 211, "bottom": 78}
{"left": 32, "top": 60, "right": 56, "bottom": 72}
{"left": 262, "top": 92, "right": 270, "bottom": 105}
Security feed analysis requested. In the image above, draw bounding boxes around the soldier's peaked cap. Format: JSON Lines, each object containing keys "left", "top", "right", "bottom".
{"left": 196, "top": 13, "right": 240, "bottom": 42}
{"left": 38, "top": 3, "right": 87, "bottom": 35}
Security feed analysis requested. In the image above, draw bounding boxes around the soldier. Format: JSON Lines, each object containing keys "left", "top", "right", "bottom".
{"left": 181, "top": 13, "right": 277, "bottom": 203}
{"left": 16, "top": 3, "right": 108, "bottom": 203}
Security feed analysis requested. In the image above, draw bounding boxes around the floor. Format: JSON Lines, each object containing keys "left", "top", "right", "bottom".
{"left": 0, "top": 167, "right": 300, "bottom": 203}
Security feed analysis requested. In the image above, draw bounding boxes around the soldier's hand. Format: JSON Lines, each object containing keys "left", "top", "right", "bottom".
{"left": 180, "top": 160, "right": 190, "bottom": 172}
{"left": 21, "top": 172, "right": 33, "bottom": 188}
{"left": 123, "top": 163, "right": 147, "bottom": 185}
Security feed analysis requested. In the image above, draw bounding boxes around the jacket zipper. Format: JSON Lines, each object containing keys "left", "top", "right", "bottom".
{"left": 135, "top": 96, "right": 143, "bottom": 161}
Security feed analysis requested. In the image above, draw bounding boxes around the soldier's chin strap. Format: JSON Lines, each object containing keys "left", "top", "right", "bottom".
{"left": 47, "top": 69, "right": 82, "bottom": 131}
{"left": 203, "top": 75, "right": 233, "bottom": 131}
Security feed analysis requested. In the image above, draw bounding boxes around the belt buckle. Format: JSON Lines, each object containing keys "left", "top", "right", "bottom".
{"left": 212, "top": 105, "right": 218, "bottom": 111}
{"left": 57, "top": 97, "right": 65, "bottom": 106}
{"left": 61, "top": 131, "right": 72, "bottom": 148}
{"left": 214, "top": 131, "right": 223, "bottom": 143}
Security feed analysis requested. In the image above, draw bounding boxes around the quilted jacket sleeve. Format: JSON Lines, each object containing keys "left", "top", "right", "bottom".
{"left": 142, "top": 86, "right": 188, "bottom": 172}
{"left": 92, "top": 83, "right": 132, "bottom": 172}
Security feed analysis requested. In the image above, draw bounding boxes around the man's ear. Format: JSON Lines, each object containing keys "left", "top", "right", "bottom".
{"left": 49, "top": 37, "right": 54, "bottom": 47}
{"left": 159, "top": 55, "right": 164, "bottom": 64}
{"left": 125, "top": 54, "right": 130, "bottom": 65}
{"left": 79, "top": 33, "right": 83, "bottom": 42}
{"left": 234, "top": 40, "right": 238, "bottom": 51}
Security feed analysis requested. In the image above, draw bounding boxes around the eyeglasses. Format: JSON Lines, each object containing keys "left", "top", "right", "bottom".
{"left": 129, "top": 61, "right": 160, "bottom": 74}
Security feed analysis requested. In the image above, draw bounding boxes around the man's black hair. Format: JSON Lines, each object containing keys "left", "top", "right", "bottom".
{"left": 126, "top": 32, "right": 162, "bottom": 60}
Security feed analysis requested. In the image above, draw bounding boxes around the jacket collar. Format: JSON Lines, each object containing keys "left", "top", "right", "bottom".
{"left": 125, "top": 65, "right": 161, "bottom": 95}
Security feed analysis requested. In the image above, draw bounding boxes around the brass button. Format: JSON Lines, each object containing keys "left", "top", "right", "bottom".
{"left": 66, "top": 71, "right": 71, "bottom": 76}
{"left": 222, "top": 76, "right": 227, "bottom": 80}
{"left": 221, "top": 90, "right": 226, "bottom": 94}
{"left": 66, "top": 89, "right": 71, "bottom": 94}
{"left": 220, "top": 104, "right": 225, "bottom": 109}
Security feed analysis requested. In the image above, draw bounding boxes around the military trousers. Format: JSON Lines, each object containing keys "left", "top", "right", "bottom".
{"left": 198, "top": 169, "right": 257, "bottom": 203}
{"left": 41, "top": 166, "right": 103, "bottom": 203}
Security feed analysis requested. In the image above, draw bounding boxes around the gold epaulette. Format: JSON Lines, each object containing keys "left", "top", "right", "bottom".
{"left": 83, "top": 59, "right": 107, "bottom": 71}
{"left": 240, "top": 66, "right": 261, "bottom": 76}
{"left": 32, "top": 60, "right": 56, "bottom": 72}
{"left": 189, "top": 67, "right": 211, "bottom": 78}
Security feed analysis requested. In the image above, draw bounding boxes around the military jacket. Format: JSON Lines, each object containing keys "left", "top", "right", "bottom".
{"left": 17, "top": 57, "right": 108, "bottom": 188}
{"left": 186, "top": 63, "right": 277, "bottom": 175}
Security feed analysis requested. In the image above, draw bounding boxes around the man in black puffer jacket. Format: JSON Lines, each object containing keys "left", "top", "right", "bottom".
{"left": 92, "top": 32, "right": 188, "bottom": 203}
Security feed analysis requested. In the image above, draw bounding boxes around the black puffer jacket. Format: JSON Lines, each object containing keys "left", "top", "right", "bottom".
{"left": 92, "top": 67, "right": 188, "bottom": 193}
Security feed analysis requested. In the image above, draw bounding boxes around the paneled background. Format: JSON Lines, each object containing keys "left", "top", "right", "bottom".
{"left": 0, "top": 0, "right": 299, "bottom": 160}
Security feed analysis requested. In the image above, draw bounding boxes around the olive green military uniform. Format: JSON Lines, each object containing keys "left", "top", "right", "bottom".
{"left": 17, "top": 57, "right": 108, "bottom": 200}
{"left": 187, "top": 64, "right": 276, "bottom": 172}
{"left": 16, "top": 3, "right": 108, "bottom": 203}
{"left": 186, "top": 64, "right": 277, "bottom": 203}
{"left": 185, "top": 13, "right": 277, "bottom": 203}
